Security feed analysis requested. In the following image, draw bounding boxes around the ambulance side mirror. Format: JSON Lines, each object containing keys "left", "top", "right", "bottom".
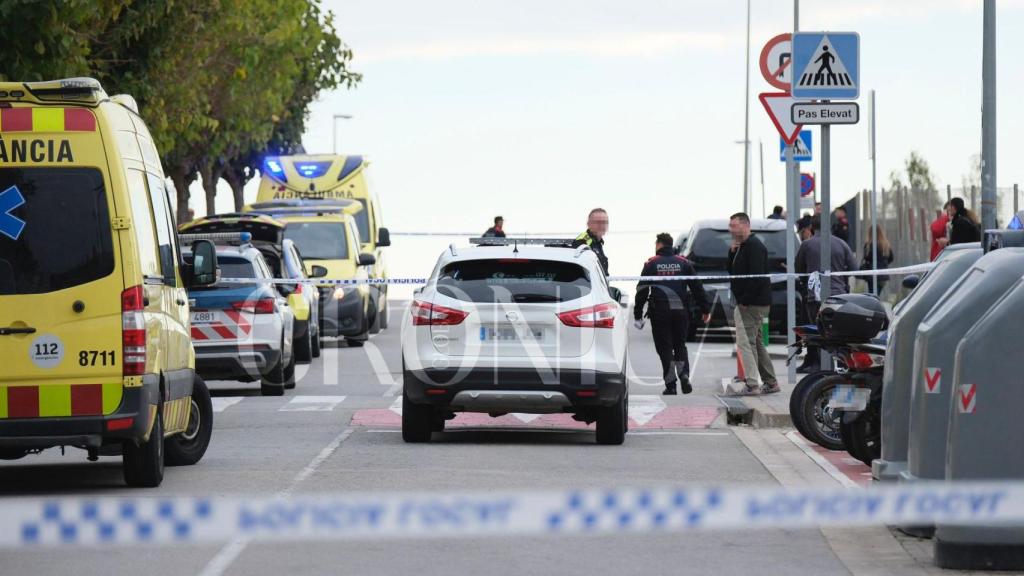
{"left": 189, "top": 240, "right": 219, "bottom": 287}
{"left": 377, "top": 227, "right": 391, "bottom": 247}
{"left": 310, "top": 265, "right": 328, "bottom": 278}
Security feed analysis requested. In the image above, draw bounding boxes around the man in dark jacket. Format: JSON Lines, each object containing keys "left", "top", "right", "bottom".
{"left": 572, "top": 207, "right": 609, "bottom": 275}
{"left": 635, "top": 233, "right": 711, "bottom": 395}
{"left": 947, "top": 197, "right": 981, "bottom": 245}
{"left": 483, "top": 216, "right": 506, "bottom": 238}
{"left": 726, "top": 212, "right": 778, "bottom": 395}
{"left": 794, "top": 216, "right": 859, "bottom": 372}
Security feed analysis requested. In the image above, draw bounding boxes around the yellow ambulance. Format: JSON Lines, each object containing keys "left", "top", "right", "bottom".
{"left": 256, "top": 154, "right": 391, "bottom": 332}
{"left": 0, "top": 78, "right": 219, "bottom": 487}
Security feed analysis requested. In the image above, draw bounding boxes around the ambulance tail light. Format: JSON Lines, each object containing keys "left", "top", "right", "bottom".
{"left": 122, "top": 285, "right": 147, "bottom": 376}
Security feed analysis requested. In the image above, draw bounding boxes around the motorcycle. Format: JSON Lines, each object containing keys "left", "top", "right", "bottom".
{"left": 787, "top": 324, "right": 886, "bottom": 461}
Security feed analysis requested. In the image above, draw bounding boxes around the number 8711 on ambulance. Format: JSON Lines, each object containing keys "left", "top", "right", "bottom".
{"left": 0, "top": 78, "right": 220, "bottom": 487}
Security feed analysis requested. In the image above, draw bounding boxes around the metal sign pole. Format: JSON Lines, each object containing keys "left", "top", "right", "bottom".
{"left": 870, "top": 90, "right": 878, "bottom": 295}
{"left": 785, "top": 0, "right": 800, "bottom": 385}
{"left": 819, "top": 120, "right": 832, "bottom": 371}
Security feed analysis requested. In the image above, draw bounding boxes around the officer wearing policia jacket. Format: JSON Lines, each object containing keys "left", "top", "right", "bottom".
{"left": 634, "top": 233, "right": 711, "bottom": 395}
{"left": 572, "top": 207, "right": 610, "bottom": 275}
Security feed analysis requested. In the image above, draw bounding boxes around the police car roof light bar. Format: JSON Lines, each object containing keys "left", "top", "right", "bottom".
{"left": 178, "top": 232, "right": 253, "bottom": 245}
{"left": 468, "top": 237, "right": 576, "bottom": 247}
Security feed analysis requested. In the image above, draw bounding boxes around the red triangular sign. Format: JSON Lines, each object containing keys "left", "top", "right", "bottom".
{"left": 759, "top": 92, "right": 802, "bottom": 145}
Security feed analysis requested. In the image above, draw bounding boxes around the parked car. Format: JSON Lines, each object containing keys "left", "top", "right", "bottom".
{"left": 678, "top": 218, "right": 801, "bottom": 340}
{"left": 180, "top": 213, "right": 325, "bottom": 362}
{"left": 182, "top": 237, "right": 295, "bottom": 395}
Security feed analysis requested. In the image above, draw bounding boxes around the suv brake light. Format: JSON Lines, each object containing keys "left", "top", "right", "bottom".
{"left": 411, "top": 300, "right": 468, "bottom": 325}
{"left": 121, "top": 285, "right": 146, "bottom": 376}
{"left": 558, "top": 302, "right": 617, "bottom": 328}
{"left": 232, "top": 298, "right": 277, "bottom": 314}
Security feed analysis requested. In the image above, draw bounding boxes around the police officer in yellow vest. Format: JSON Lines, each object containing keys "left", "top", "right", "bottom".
{"left": 572, "top": 207, "right": 609, "bottom": 275}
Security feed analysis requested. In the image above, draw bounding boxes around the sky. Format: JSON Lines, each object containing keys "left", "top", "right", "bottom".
{"left": 201, "top": 0, "right": 1024, "bottom": 245}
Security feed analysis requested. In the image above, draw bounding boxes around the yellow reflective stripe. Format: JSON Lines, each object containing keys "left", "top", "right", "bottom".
{"left": 38, "top": 384, "right": 71, "bottom": 417}
{"left": 102, "top": 382, "right": 122, "bottom": 415}
{"left": 0, "top": 388, "right": 7, "bottom": 419}
{"left": 32, "top": 108, "right": 64, "bottom": 132}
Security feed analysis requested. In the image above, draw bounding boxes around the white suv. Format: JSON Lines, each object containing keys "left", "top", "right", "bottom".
{"left": 401, "top": 239, "right": 629, "bottom": 444}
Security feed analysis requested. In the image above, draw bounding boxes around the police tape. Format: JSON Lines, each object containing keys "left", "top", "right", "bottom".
{"left": 3, "top": 482, "right": 1022, "bottom": 547}
{"left": 214, "top": 263, "right": 935, "bottom": 287}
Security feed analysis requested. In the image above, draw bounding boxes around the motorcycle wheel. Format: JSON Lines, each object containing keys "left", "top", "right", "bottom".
{"left": 794, "top": 374, "right": 846, "bottom": 451}
{"left": 789, "top": 370, "right": 835, "bottom": 442}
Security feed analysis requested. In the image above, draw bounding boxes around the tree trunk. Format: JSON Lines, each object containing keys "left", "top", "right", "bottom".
{"left": 169, "top": 166, "right": 192, "bottom": 225}
{"left": 199, "top": 163, "right": 223, "bottom": 217}
{"left": 223, "top": 169, "right": 246, "bottom": 212}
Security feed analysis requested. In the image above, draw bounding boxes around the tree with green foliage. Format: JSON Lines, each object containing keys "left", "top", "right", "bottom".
{"left": 0, "top": 0, "right": 360, "bottom": 221}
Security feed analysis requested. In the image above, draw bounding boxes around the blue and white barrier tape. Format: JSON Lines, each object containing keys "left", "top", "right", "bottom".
{"left": 3, "top": 482, "right": 1019, "bottom": 547}
{"left": 216, "top": 263, "right": 934, "bottom": 287}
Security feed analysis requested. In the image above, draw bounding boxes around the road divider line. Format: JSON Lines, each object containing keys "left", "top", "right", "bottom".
{"left": 197, "top": 428, "right": 354, "bottom": 576}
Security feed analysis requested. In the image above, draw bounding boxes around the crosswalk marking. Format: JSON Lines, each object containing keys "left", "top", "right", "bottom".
{"left": 211, "top": 397, "right": 244, "bottom": 413}
{"left": 279, "top": 395, "right": 347, "bottom": 412}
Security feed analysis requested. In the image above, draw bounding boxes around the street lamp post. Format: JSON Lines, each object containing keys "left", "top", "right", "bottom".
{"left": 332, "top": 114, "right": 353, "bottom": 154}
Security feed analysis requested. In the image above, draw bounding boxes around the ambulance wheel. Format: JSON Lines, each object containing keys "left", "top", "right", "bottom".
{"left": 123, "top": 407, "right": 164, "bottom": 488}
{"left": 379, "top": 292, "right": 389, "bottom": 330}
{"left": 166, "top": 376, "right": 213, "bottom": 466}
{"left": 369, "top": 295, "right": 382, "bottom": 335}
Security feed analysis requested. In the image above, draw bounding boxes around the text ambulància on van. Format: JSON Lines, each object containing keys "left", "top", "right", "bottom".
{"left": 0, "top": 138, "right": 74, "bottom": 163}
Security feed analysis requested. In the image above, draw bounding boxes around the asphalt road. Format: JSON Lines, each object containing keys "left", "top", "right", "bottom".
{"left": 0, "top": 301, "right": 889, "bottom": 576}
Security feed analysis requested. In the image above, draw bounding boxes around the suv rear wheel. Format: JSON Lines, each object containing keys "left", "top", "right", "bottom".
{"left": 402, "top": 393, "right": 434, "bottom": 443}
{"left": 596, "top": 393, "right": 627, "bottom": 445}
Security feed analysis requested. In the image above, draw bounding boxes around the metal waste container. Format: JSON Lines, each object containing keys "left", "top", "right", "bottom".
{"left": 900, "top": 247, "right": 1024, "bottom": 537}
{"left": 873, "top": 244, "right": 982, "bottom": 483}
{"left": 934, "top": 269, "right": 1024, "bottom": 569}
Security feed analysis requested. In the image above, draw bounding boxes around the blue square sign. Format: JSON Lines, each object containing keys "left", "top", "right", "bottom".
{"left": 791, "top": 32, "right": 859, "bottom": 100}
{"left": 779, "top": 130, "right": 812, "bottom": 162}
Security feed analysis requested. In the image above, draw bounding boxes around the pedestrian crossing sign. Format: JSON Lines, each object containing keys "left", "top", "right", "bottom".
{"left": 779, "top": 130, "right": 812, "bottom": 162}
{"left": 791, "top": 32, "right": 859, "bottom": 100}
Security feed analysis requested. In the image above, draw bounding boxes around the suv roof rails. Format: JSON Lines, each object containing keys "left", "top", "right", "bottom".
{"left": 469, "top": 237, "right": 576, "bottom": 247}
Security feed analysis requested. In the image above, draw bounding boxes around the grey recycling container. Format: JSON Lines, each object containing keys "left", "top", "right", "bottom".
{"left": 899, "top": 247, "right": 1024, "bottom": 535}
{"left": 873, "top": 245, "right": 983, "bottom": 484}
{"left": 934, "top": 271, "right": 1024, "bottom": 570}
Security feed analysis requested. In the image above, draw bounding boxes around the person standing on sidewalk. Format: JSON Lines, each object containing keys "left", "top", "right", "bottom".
{"left": 634, "top": 233, "right": 711, "bottom": 395}
{"left": 725, "top": 212, "right": 779, "bottom": 396}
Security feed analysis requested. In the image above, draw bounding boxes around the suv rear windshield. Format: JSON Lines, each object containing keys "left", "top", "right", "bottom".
{"left": 284, "top": 222, "right": 349, "bottom": 260}
{"left": 689, "top": 228, "right": 790, "bottom": 261}
{"left": 0, "top": 167, "right": 114, "bottom": 295}
{"left": 437, "top": 259, "right": 591, "bottom": 303}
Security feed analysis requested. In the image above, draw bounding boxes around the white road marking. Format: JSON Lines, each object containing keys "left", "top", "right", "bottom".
{"left": 278, "top": 395, "right": 347, "bottom": 412}
{"left": 198, "top": 428, "right": 354, "bottom": 576}
{"left": 388, "top": 396, "right": 403, "bottom": 415}
{"left": 512, "top": 413, "right": 541, "bottom": 423}
{"left": 785, "top": 430, "right": 859, "bottom": 490}
{"left": 210, "top": 397, "right": 243, "bottom": 413}
{"left": 628, "top": 395, "right": 666, "bottom": 425}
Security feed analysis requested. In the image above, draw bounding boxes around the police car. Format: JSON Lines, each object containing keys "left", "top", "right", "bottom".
{"left": 401, "top": 238, "right": 630, "bottom": 444}
{"left": 182, "top": 234, "right": 296, "bottom": 396}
